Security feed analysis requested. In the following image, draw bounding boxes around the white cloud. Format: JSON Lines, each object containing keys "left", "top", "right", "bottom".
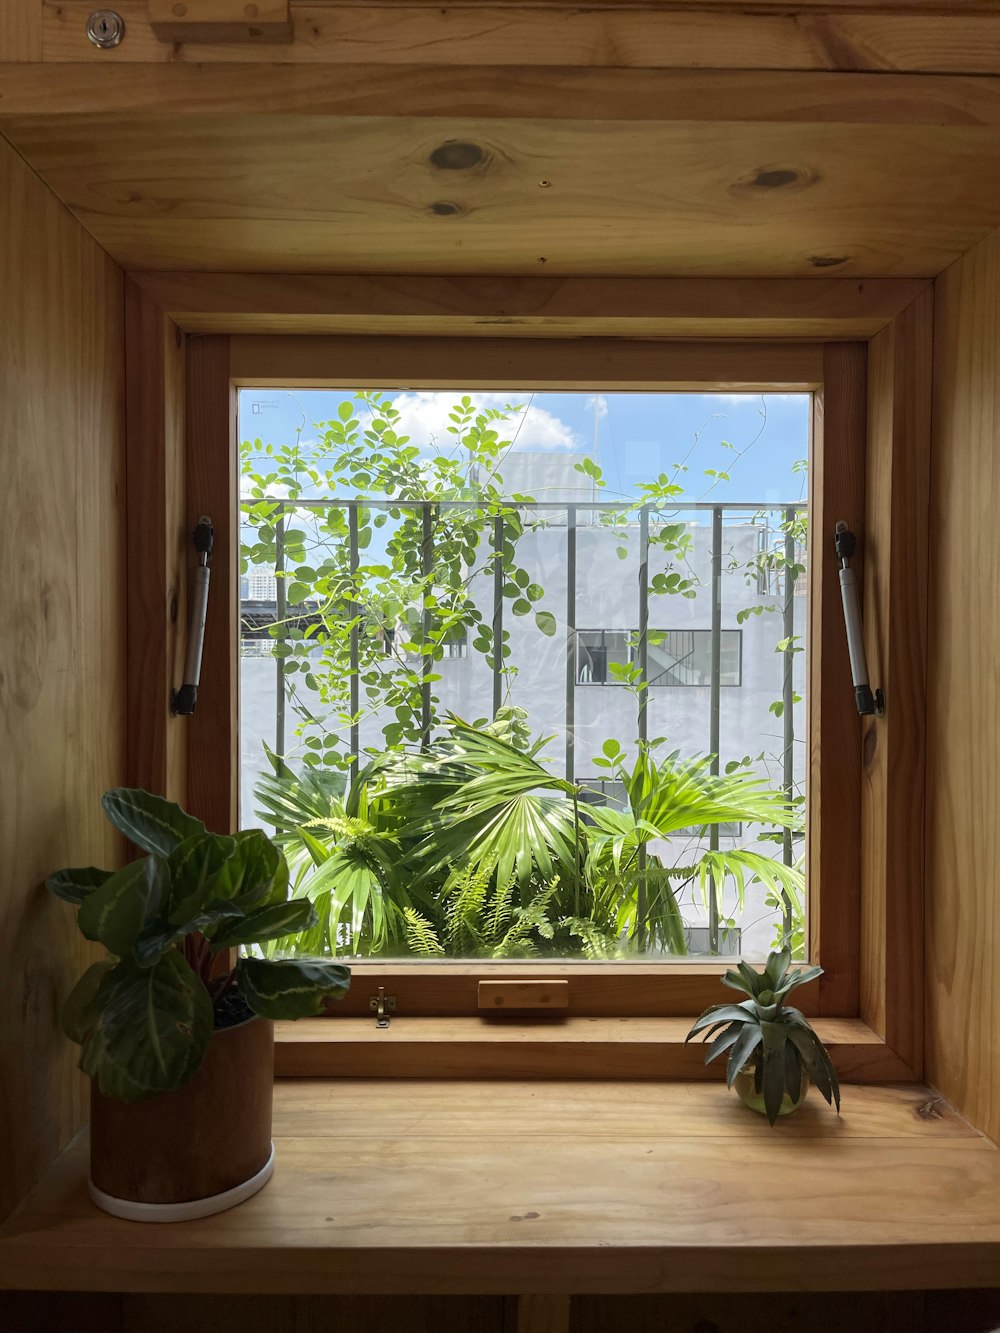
{"left": 585, "top": 393, "right": 609, "bottom": 418}
{"left": 387, "top": 391, "right": 578, "bottom": 453}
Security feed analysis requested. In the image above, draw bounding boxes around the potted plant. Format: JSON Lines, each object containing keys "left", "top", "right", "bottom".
{"left": 47, "top": 787, "right": 351, "bottom": 1222}
{"left": 686, "top": 947, "right": 840, "bottom": 1125}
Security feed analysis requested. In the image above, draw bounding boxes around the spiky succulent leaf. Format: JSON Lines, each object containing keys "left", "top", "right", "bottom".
{"left": 726, "top": 1023, "right": 764, "bottom": 1088}
{"left": 685, "top": 1001, "right": 755, "bottom": 1040}
{"left": 46, "top": 866, "right": 113, "bottom": 906}
{"left": 759, "top": 1020, "right": 789, "bottom": 1125}
{"left": 77, "top": 856, "right": 170, "bottom": 958}
{"left": 704, "top": 1021, "right": 744, "bottom": 1066}
{"left": 80, "top": 952, "right": 213, "bottom": 1102}
{"left": 235, "top": 955, "right": 350, "bottom": 1019}
{"left": 101, "top": 788, "right": 206, "bottom": 858}
{"left": 764, "top": 946, "right": 792, "bottom": 992}
{"left": 786, "top": 1021, "right": 841, "bottom": 1111}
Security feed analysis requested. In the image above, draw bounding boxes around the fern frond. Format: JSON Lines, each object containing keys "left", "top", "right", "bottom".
{"left": 404, "top": 907, "right": 445, "bottom": 958}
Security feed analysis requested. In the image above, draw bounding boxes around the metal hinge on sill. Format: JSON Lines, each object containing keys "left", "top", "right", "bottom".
{"left": 369, "top": 987, "right": 397, "bottom": 1030}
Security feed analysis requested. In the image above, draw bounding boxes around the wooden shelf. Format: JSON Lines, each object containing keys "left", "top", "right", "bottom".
{"left": 2, "top": 1081, "right": 1000, "bottom": 1295}
{"left": 274, "top": 1016, "right": 912, "bottom": 1081}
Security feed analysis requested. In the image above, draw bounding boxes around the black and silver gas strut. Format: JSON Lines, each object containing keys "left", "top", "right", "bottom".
{"left": 171, "top": 516, "right": 214, "bottom": 716}
{"left": 834, "top": 520, "right": 884, "bottom": 717}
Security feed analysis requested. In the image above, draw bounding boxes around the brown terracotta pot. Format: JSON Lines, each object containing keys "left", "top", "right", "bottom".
{"left": 89, "top": 1016, "right": 275, "bottom": 1221}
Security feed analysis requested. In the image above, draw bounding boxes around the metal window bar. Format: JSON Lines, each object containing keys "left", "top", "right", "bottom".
{"left": 244, "top": 497, "right": 807, "bottom": 957}
{"left": 274, "top": 510, "right": 286, "bottom": 762}
{"left": 348, "top": 505, "right": 360, "bottom": 783}
{"left": 781, "top": 505, "right": 797, "bottom": 940}
{"left": 709, "top": 506, "right": 723, "bottom": 955}
{"left": 565, "top": 504, "right": 577, "bottom": 783}
{"left": 421, "top": 504, "right": 434, "bottom": 750}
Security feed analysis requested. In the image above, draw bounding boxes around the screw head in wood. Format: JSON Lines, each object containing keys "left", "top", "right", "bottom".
{"left": 86, "top": 10, "right": 125, "bottom": 48}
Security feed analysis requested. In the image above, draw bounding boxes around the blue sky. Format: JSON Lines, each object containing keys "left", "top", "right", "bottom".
{"left": 239, "top": 389, "right": 810, "bottom": 504}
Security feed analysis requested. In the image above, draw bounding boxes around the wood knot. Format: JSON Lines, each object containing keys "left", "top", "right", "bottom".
{"left": 809, "top": 255, "right": 848, "bottom": 268}
{"left": 916, "top": 1097, "right": 947, "bottom": 1120}
{"left": 430, "top": 141, "right": 486, "bottom": 171}
{"left": 732, "top": 165, "right": 821, "bottom": 196}
{"left": 429, "top": 200, "right": 463, "bottom": 217}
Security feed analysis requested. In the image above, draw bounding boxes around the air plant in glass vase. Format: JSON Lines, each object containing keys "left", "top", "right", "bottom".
{"left": 686, "top": 948, "right": 840, "bottom": 1124}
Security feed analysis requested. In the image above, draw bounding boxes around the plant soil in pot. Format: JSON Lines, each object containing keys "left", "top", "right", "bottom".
{"left": 48, "top": 788, "right": 351, "bottom": 1221}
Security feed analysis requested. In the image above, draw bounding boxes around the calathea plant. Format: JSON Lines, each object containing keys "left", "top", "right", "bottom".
{"left": 47, "top": 788, "right": 350, "bottom": 1102}
{"left": 686, "top": 948, "right": 839, "bottom": 1125}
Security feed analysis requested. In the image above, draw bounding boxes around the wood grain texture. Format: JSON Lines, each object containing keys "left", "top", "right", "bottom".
{"left": 860, "top": 290, "right": 932, "bottom": 1075}
{"left": 185, "top": 337, "right": 237, "bottom": 833}
{"left": 124, "top": 280, "right": 188, "bottom": 802}
{"left": 230, "top": 336, "right": 823, "bottom": 389}
{"left": 515, "top": 1296, "right": 570, "bottom": 1333}
{"left": 810, "top": 344, "right": 866, "bottom": 1015}
{"left": 0, "top": 137, "right": 125, "bottom": 1222}
{"left": 5, "top": 101, "right": 1000, "bottom": 277}
{"left": 148, "top": 0, "right": 292, "bottom": 43}
{"left": 0, "top": 1081, "right": 997, "bottom": 1296}
{"left": 323, "top": 962, "right": 815, "bottom": 1019}
{"left": 926, "top": 228, "right": 1000, "bottom": 1147}
{"left": 272, "top": 1017, "right": 914, "bottom": 1082}
{"left": 39, "top": 1, "right": 1000, "bottom": 75}
{"left": 0, "top": 2, "right": 41, "bottom": 60}
{"left": 132, "top": 273, "right": 926, "bottom": 339}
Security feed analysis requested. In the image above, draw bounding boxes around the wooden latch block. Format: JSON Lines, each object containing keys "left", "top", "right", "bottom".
{"left": 478, "top": 980, "right": 569, "bottom": 1011}
{"left": 148, "top": 1, "right": 292, "bottom": 43}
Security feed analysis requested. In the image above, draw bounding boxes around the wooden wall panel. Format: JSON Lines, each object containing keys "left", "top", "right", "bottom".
{"left": 0, "top": 2, "right": 41, "bottom": 60}
{"left": 36, "top": 1, "right": 1000, "bottom": 77}
{"left": 859, "top": 290, "right": 931, "bottom": 1076}
{"left": 124, "top": 280, "right": 188, "bottom": 803}
{"left": 0, "top": 137, "right": 125, "bottom": 1219}
{"left": 185, "top": 337, "right": 237, "bottom": 834}
{"left": 926, "top": 226, "right": 1000, "bottom": 1144}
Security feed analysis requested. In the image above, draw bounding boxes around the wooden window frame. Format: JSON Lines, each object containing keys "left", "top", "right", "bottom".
{"left": 124, "top": 276, "right": 930, "bottom": 1083}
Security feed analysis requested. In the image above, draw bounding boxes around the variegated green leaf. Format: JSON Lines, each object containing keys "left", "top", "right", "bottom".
{"left": 211, "top": 897, "right": 317, "bottom": 949}
{"left": 167, "top": 833, "right": 237, "bottom": 925}
{"left": 62, "top": 960, "right": 115, "bottom": 1043}
{"left": 77, "top": 856, "right": 169, "bottom": 957}
{"left": 235, "top": 955, "right": 350, "bottom": 1019}
{"left": 46, "top": 866, "right": 113, "bottom": 906}
{"left": 80, "top": 952, "right": 213, "bottom": 1102}
{"left": 101, "top": 788, "right": 206, "bottom": 857}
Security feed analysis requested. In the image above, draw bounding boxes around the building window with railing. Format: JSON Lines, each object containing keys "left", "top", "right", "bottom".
{"left": 576, "top": 628, "right": 742, "bottom": 687}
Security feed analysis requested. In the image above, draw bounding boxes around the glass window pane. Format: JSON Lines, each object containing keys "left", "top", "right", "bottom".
{"left": 239, "top": 390, "right": 809, "bottom": 963}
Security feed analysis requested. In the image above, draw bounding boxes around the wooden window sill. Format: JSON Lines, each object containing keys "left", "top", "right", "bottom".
{"left": 1, "top": 1080, "right": 998, "bottom": 1295}
{"left": 275, "top": 1016, "right": 915, "bottom": 1081}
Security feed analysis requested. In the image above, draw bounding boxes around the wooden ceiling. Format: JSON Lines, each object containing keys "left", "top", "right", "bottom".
{"left": 5, "top": 2, "right": 1000, "bottom": 278}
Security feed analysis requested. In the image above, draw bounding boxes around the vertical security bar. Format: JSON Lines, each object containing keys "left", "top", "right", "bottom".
{"left": 348, "top": 504, "right": 360, "bottom": 781}
{"left": 274, "top": 506, "right": 287, "bottom": 761}
{"left": 492, "top": 514, "right": 504, "bottom": 718}
{"left": 637, "top": 506, "right": 650, "bottom": 746}
{"left": 421, "top": 504, "right": 434, "bottom": 749}
{"left": 781, "top": 506, "right": 797, "bottom": 940}
{"left": 565, "top": 504, "right": 577, "bottom": 782}
{"left": 636, "top": 506, "right": 650, "bottom": 947}
{"left": 709, "top": 507, "right": 723, "bottom": 955}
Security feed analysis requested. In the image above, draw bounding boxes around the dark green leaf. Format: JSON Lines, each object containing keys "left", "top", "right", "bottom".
{"left": 80, "top": 952, "right": 213, "bottom": 1102}
{"left": 101, "top": 788, "right": 206, "bottom": 857}
{"left": 62, "top": 960, "right": 115, "bottom": 1043}
{"left": 46, "top": 866, "right": 113, "bottom": 906}
{"left": 77, "top": 856, "right": 170, "bottom": 957}
{"left": 212, "top": 898, "right": 317, "bottom": 949}
{"left": 235, "top": 956, "right": 351, "bottom": 1019}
